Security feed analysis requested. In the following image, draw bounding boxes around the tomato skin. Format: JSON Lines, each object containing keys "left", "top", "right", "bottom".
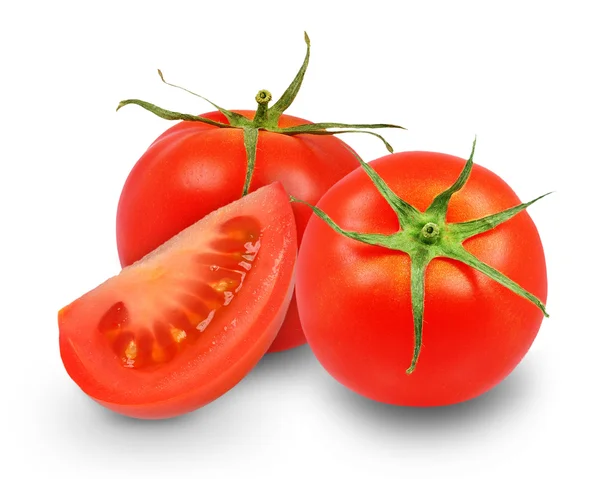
{"left": 296, "top": 152, "right": 547, "bottom": 406}
{"left": 61, "top": 183, "right": 297, "bottom": 419}
{"left": 116, "top": 110, "right": 359, "bottom": 352}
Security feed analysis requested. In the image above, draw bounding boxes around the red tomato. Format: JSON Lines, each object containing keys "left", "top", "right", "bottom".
{"left": 60, "top": 183, "right": 296, "bottom": 419}
{"left": 295, "top": 151, "right": 548, "bottom": 406}
{"left": 116, "top": 110, "right": 359, "bottom": 352}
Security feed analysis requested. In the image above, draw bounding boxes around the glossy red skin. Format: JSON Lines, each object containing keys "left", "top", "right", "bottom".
{"left": 60, "top": 184, "right": 297, "bottom": 419}
{"left": 296, "top": 152, "right": 548, "bottom": 406}
{"left": 116, "top": 110, "right": 359, "bottom": 352}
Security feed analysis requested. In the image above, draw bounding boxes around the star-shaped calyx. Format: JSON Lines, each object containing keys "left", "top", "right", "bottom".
{"left": 292, "top": 138, "right": 550, "bottom": 374}
{"left": 116, "top": 32, "right": 405, "bottom": 196}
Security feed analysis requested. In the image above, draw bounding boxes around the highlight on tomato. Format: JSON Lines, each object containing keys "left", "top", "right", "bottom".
{"left": 58, "top": 183, "right": 297, "bottom": 419}
{"left": 115, "top": 32, "right": 404, "bottom": 353}
{"left": 294, "top": 139, "right": 550, "bottom": 406}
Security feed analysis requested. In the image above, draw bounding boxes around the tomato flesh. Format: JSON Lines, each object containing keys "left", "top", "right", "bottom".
{"left": 60, "top": 183, "right": 296, "bottom": 418}
{"left": 97, "top": 215, "right": 261, "bottom": 371}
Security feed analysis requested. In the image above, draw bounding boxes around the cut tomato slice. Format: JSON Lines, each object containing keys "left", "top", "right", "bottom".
{"left": 59, "top": 183, "right": 296, "bottom": 419}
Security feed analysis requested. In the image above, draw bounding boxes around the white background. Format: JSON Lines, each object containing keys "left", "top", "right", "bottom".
{"left": 1, "top": 1, "right": 598, "bottom": 477}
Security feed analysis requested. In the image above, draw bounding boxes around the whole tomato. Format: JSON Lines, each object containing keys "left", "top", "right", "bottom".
{"left": 294, "top": 141, "right": 549, "bottom": 405}
{"left": 115, "top": 34, "right": 403, "bottom": 352}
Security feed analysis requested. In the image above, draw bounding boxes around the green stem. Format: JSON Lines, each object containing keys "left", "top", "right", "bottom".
{"left": 448, "top": 192, "right": 552, "bottom": 241}
{"left": 253, "top": 90, "right": 272, "bottom": 126}
{"left": 289, "top": 196, "right": 392, "bottom": 247}
{"left": 116, "top": 99, "right": 232, "bottom": 128}
{"left": 282, "top": 128, "right": 396, "bottom": 153}
{"left": 426, "top": 137, "right": 476, "bottom": 220}
{"left": 157, "top": 69, "right": 249, "bottom": 125}
{"left": 117, "top": 33, "right": 406, "bottom": 204}
{"left": 441, "top": 245, "right": 549, "bottom": 317}
{"left": 339, "top": 144, "right": 421, "bottom": 228}
{"left": 406, "top": 250, "right": 432, "bottom": 374}
{"left": 266, "top": 31, "right": 311, "bottom": 126}
{"left": 420, "top": 222, "right": 440, "bottom": 244}
{"left": 242, "top": 127, "right": 259, "bottom": 196}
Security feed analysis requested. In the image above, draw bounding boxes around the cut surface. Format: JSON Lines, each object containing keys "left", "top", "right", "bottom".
{"left": 59, "top": 183, "right": 296, "bottom": 419}
{"left": 97, "top": 215, "right": 261, "bottom": 371}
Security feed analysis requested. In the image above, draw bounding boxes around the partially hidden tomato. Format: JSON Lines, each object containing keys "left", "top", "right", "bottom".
{"left": 294, "top": 141, "right": 549, "bottom": 406}
{"left": 115, "top": 33, "right": 403, "bottom": 353}
{"left": 116, "top": 110, "right": 358, "bottom": 353}
{"left": 59, "top": 183, "right": 296, "bottom": 419}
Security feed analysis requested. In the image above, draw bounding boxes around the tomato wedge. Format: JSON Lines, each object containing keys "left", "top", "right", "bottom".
{"left": 59, "top": 183, "right": 296, "bottom": 419}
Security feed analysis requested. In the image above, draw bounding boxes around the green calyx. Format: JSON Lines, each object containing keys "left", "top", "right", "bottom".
{"left": 291, "top": 137, "right": 551, "bottom": 374}
{"left": 116, "top": 32, "right": 405, "bottom": 196}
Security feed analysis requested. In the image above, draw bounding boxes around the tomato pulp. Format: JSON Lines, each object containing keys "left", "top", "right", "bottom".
{"left": 295, "top": 151, "right": 548, "bottom": 406}
{"left": 60, "top": 183, "right": 297, "bottom": 419}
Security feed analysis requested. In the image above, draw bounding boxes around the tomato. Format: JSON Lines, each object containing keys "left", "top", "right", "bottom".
{"left": 59, "top": 183, "right": 296, "bottom": 419}
{"left": 116, "top": 111, "right": 359, "bottom": 353}
{"left": 295, "top": 149, "right": 548, "bottom": 406}
{"left": 115, "top": 34, "right": 403, "bottom": 353}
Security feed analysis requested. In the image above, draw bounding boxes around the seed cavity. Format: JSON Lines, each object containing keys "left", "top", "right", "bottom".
{"left": 99, "top": 215, "right": 262, "bottom": 370}
{"left": 124, "top": 340, "right": 137, "bottom": 367}
{"left": 170, "top": 327, "right": 187, "bottom": 343}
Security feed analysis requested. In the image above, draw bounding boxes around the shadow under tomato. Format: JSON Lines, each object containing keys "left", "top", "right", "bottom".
{"left": 253, "top": 343, "right": 314, "bottom": 374}
{"left": 317, "top": 352, "right": 542, "bottom": 434}
{"left": 48, "top": 344, "right": 316, "bottom": 439}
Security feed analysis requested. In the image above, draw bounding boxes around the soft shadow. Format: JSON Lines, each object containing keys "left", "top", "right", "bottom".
{"left": 43, "top": 371, "right": 252, "bottom": 461}
{"left": 90, "top": 398, "right": 195, "bottom": 427}
{"left": 320, "top": 355, "right": 540, "bottom": 435}
{"left": 252, "top": 344, "right": 315, "bottom": 375}
{"left": 44, "top": 345, "right": 318, "bottom": 452}
{"left": 49, "top": 380, "right": 220, "bottom": 429}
